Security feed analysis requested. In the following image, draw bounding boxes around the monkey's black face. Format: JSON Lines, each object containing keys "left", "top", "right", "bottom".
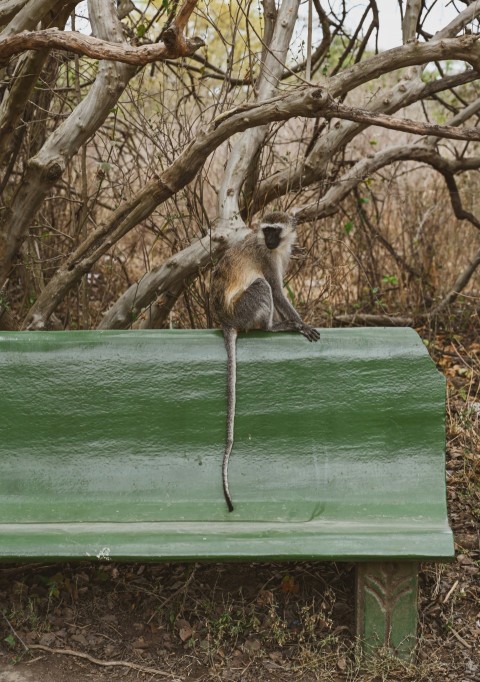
{"left": 262, "top": 227, "right": 282, "bottom": 250}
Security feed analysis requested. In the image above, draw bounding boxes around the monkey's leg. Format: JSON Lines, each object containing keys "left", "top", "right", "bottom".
{"left": 233, "top": 278, "right": 274, "bottom": 331}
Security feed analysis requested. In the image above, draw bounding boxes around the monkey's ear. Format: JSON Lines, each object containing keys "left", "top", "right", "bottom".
{"left": 250, "top": 218, "right": 260, "bottom": 232}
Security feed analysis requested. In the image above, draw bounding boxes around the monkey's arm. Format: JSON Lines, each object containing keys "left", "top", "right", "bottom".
{"left": 267, "top": 271, "right": 320, "bottom": 342}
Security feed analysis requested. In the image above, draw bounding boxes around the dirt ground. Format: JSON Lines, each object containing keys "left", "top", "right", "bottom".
{"left": 1, "top": 333, "right": 479, "bottom": 682}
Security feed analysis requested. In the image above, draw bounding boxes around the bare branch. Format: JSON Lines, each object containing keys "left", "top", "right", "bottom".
{"left": 0, "top": 27, "right": 205, "bottom": 63}
{"left": 327, "top": 100, "right": 480, "bottom": 142}
{"left": 295, "top": 145, "right": 480, "bottom": 224}
{"left": 0, "top": 0, "right": 134, "bottom": 285}
{"left": 173, "top": 0, "right": 201, "bottom": 32}
{"left": 334, "top": 313, "right": 414, "bottom": 327}
{"left": 0, "top": 0, "right": 28, "bottom": 27}
{"left": 218, "top": 0, "right": 300, "bottom": 225}
{"left": 434, "top": 2, "right": 480, "bottom": 39}
{"left": 0, "top": 48, "right": 50, "bottom": 165}
{"left": 429, "top": 247, "right": 480, "bottom": 315}
{"left": 252, "top": 66, "right": 480, "bottom": 213}
{"left": 0, "top": 0, "right": 62, "bottom": 36}
{"left": 402, "top": 0, "right": 422, "bottom": 43}
{"left": 330, "top": 35, "right": 480, "bottom": 96}
{"left": 137, "top": 281, "right": 185, "bottom": 329}
{"left": 20, "top": 33, "right": 480, "bottom": 328}
{"left": 97, "top": 223, "right": 249, "bottom": 330}
{"left": 96, "top": 142, "right": 480, "bottom": 331}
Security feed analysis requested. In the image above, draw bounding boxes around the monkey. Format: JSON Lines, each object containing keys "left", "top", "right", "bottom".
{"left": 211, "top": 211, "right": 320, "bottom": 512}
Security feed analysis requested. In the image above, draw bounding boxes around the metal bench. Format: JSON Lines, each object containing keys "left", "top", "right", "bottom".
{"left": 0, "top": 328, "right": 454, "bottom": 658}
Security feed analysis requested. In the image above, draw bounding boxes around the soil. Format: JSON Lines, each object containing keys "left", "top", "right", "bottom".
{"left": 1, "top": 333, "right": 479, "bottom": 682}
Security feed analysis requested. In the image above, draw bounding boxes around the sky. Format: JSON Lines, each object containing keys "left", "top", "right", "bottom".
{"left": 359, "top": 0, "right": 460, "bottom": 49}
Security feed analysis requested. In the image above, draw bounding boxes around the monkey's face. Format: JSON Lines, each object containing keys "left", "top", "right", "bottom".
{"left": 259, "top": 211, "right": 295, "bottom": 250}
{"left": 262, "top": 226, "right": 283, "bottom": 250}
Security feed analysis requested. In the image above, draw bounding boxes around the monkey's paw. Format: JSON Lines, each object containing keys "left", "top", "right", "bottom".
{"left": 301, "top": 325, "right": 320, "bottom": 342}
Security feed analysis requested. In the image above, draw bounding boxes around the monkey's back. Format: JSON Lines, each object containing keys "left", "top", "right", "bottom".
{"left": 211, "top": 235, "right": 265, "bottom": 323}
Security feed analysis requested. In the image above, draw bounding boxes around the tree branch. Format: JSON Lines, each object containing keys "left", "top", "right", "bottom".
{"left": 218, "top": 0, "right": 300, "bottom": 225}
{"left": 137, "top": 281, "right": 185, "bottom": 329}
{"left": 21, "top": 34, "right": 480, "bottom": 328}
{"left": 402, "top": 0, "right": 422, "bottom": 43}
{"left": 0, "top": 0, "right": 60, "bottom": 36}
{"left": 295, "top": 145, "right": 480, "bottom": 224}
{"left": 251, "top": 66, "right": 480, "bottom": 213}
{"left": 429, "top": 246, "right": 480, "bottom": 315}
{"left": 334, "top": 313, "right": 414, "bottom": 327}
{"left": 0, "top": 0, "right": 28, "bottom": 28}
{"left": 95, "top": 143, "right": 480, "bottom": 330}
{"left": 0, "top": 0, "right": 134, "bottom": 286}
{"left": 330, "top": 35, "right": 480, "bottom": 97}
{"left": 0, "top": 27, "right": 205, "bottom": 63}
{"left": 326, "top": 100, "right": 480, "bottom": 142}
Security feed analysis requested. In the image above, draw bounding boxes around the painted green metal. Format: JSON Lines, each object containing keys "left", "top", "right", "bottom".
{"left": 0, "top": 328, "right": 453, "bottom": 562}
{"left": 356, "top": 562, "right": 419, "bottom": 659}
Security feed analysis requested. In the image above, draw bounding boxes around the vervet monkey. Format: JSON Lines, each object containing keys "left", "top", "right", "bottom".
{"left": 211, "top": 211, "right": 320, "bottom": 512}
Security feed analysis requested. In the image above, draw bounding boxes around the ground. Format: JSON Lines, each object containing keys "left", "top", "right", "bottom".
{"left": 0, "top": 332, "right": 479, "bottom": 682}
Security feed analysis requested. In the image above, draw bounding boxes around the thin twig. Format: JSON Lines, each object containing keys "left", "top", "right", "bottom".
{"left": 333, "top": 313, "right": 414, "bottom": 326}
{"left": 306, "top": 0, "right": 313, "bottom": 81}
{"left": 450, "top": 628, "right": 472, "bottom": 649}
{"left": 443, "top": 579, "right": 459, "bottom": 603}
{"left": 27, "top": 644, "right": 180, "bottom": 678}
{"left": 2, "top": 612, "right": 29, "bottom": 652}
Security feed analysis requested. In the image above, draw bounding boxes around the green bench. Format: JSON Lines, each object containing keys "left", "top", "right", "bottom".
{"left": 0, "top": 328, "right": 453, "bottom": 657}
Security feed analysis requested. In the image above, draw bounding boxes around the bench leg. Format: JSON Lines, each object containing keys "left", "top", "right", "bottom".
{"left": 355, "top": 561, "right": 418, "bottom": 660}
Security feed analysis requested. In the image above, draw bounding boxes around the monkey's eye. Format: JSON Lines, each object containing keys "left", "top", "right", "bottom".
{"left": 262, "top": 227, "right": 282, "bottom": 249}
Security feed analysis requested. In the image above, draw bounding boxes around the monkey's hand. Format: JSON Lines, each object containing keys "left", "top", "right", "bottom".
{"left": 300, "top": 324, "right": 320, "bottom": 342}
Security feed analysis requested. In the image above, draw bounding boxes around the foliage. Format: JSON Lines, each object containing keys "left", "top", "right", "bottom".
{"left": 0, "top": 1, "right": 479, "bottom": 331}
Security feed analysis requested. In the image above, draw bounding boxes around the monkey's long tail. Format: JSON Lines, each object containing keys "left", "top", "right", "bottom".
{"left": 222, "top": 327, "right": 237, "bottom": 512}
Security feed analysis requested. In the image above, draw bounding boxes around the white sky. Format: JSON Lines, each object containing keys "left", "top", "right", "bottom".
{"left": 356, "top": 0, "right": 460, "bottom": 48}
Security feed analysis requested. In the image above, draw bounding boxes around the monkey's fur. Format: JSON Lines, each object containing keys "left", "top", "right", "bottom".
{"left": 211, "top": 211, "right": 320, "bottom": 512}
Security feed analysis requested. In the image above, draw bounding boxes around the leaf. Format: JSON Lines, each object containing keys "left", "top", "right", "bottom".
{"left": 344, "top": 220, "right": 354, "bottom": 235}
{"left": 176, "top": 618, "right": 193, "bottom": 641}
{"left": 4, "top": 634, "right": 16, "bottom": 648}
{"left": 281, "top": 575, "right": 299, "bottom": 594}
{"left": 256, "top": 589, "right": 274, "bottom": 605}
{"left": 179, "top": 625, "right": 193, "bottom": 641}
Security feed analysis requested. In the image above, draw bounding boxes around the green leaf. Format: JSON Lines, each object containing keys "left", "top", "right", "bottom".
{"left": 344, "top": 220, "right": 354, "bottom": 235}
{"left": 137, "top": 24, "right": 147, "bottom": 38}
{"left": 4, "top": 634, "right": 16, "bottom": 648}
